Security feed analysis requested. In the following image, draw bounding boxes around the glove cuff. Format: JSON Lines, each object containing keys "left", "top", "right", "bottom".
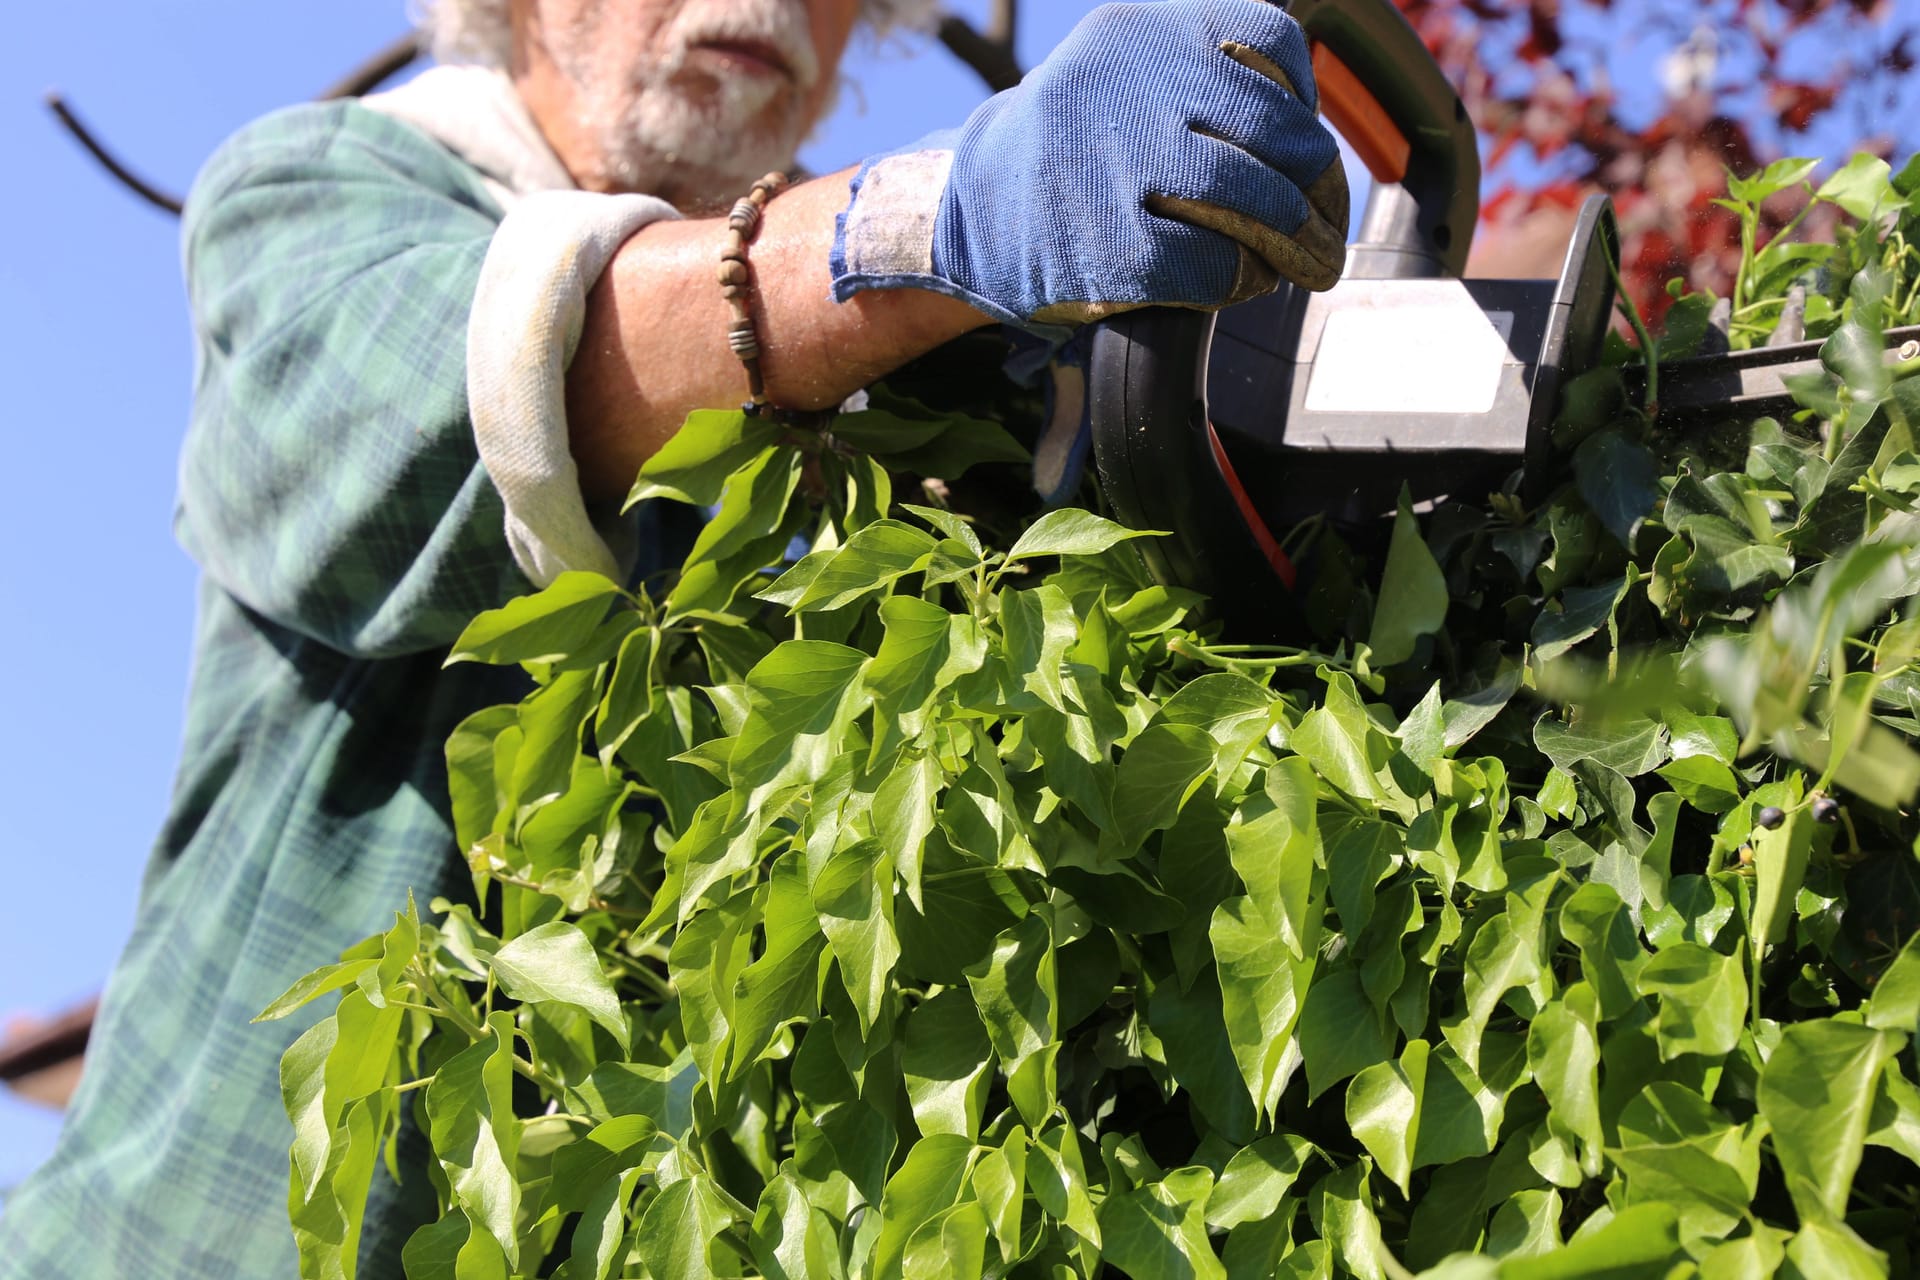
{"left": 831, "top": 145, "right": 951, "bottom": 283}
{"left": 830, "top": 136, "right": 1023, "bottom": 329}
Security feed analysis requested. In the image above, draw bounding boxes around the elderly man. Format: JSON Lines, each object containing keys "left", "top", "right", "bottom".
{"left": 0, "top": 0, "right": 1344, "bottom": 1275}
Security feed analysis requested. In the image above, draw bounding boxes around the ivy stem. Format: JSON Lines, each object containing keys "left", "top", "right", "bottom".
{"left": 409, "top": 965, "right": 488, "bottom": 1041}
{"left": 607, "top": 960, "right": 675, "bottom": 1002}
{"left": 1167, "top": 637, "right": 1345, "bottom": 674}
{"left": 1607, "top": 242, "right": 1660, "bottom": 417}
{"left": 512, "top": 1054, "right": 563, "bottom": 1091}
{"left": 482, "top": 867, "right": 653, "bottom": 920}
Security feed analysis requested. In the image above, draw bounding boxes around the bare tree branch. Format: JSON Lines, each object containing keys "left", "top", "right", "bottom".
{"left": 937, "top": 10, "right": 1024, "bottom": 93}
{"left": 55, "top": 12, "right": 1022, "bottom": 216}
{"left": 321, "top": 32, "right": 423, "bottom": 101}
{"left": 49, "top": 32, "right": 420, "bottom": 217}
{"left": 43, "top": 94, "right": 183, "bottom": 215}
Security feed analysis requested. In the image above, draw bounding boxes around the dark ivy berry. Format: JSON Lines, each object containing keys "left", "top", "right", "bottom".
{"left": 1756, "top": 805, "right": 1787, "bottom": 830}
{"left": 1813, "top": 795, "right": 1841, "bottom": 824}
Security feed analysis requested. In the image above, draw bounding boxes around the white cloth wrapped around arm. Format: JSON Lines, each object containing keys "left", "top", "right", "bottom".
{"left": 467, "top": 191, "right": 678, "bottom": 584}
{"left": 363, "top": 66, "right": 681, "bottom": 586}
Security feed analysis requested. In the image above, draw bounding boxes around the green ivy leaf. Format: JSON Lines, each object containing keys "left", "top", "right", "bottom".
{"left": 489, "top": 922, "right": 630, "bottom": 1052}
{"left": 1308, "top": 1159, "right": 1391, "bottom": 1280}
{"left": 1636, "top": 943, "right": 1748, "bottom": 1061}
{"left": 1098, "top": 1167, "right": 1225, "bottom": 1280}
{"left": 749, "top": 1172, "right": 843, "bottom": 1280}
{"left": 1292, "top": 670, "right": 1418, "bottom": 820}
{"left": 569, "top": 1166, "right": 648, "bottom": 1280}
{"left": 783, "top": 520, "right": 940, "bottom": 613}
{"left": 901, "top": 989, "right": 994, "bottom": 1140}
{"left": 1503, "top": 1203, "right": 1681, "bottom": 1279}
{"left": 1698, "top": 1225, "right": 1789, "bottom": 1280}
{"left": 901, "top": 1201, "right": 990, "bottom": 1280}
{"left": 1656, "top": 755, "right": 1742, "bottom": 814}
{"left": 1575, "top": 430, "right": 1661, "bottom": 548}
{"left": 865, "top": 597, "right": 987, "bottom": 764}
{"left": 1751, "top": 790, "right": 1814, "bottom": 948}
{"left": 1759, "top": 1018, "right": 1905, "bottom": 1224}
{"left": 549, "top": 1116, "right": 659, "bottom": 1212}
{"left": 964, "top": 914, "right": 1056, "bottom": 1066}
{"left": 812, "top": 839, "right": 900, "bottom": 1036}
{"left": 447, "top": 571, "right": 622, "bottom": 666}
{"left": 1111, "top": 722, "right": 1218, "bottom": 853}
{"left": 1609, "top": 1083, "right": 1761, "bottom": 1241}
{"left": 1028, "top": 1125, "right": 1101, "bottom": 1246}
{"left": 1147, "top": 966, "right": 1259, "bottom": 1145}
{"left": 668, "top": 448, "right": 805, "bottom": 616}
{"left": 1557, "top": 882, "right": 1647, "bottom": 1021}
{"left": 1527, "top": 983, "right": 1603, "bottom": 1166}
{"left": 1458, "top": 914, "right": 1545, "bottom": 1071}
{"left": 594, "top": 625, "right": 659, "bottom": 765}
{"left": 1205, "top": 1134, "right": 1313, "bottom": 1231}
{"left": 1866, "top": 932, "right": 1920, "bottom": 1031}
{"left": 1783, "top": 1220, "right": 1891, "bottom": 1278}
{"left": 727, "top": 641, "right": 869, "bottom": 817}
{"left": 1212, "top": 896, "right": 1312, "bottom": 1121}
{"left": 636, "top": 1172, "right": 743, "bottom": 1280}
{"left": 625, "top": 410, "right": 780, "bottom": 508}
{"left": 425, "top": 1013, "right": 523, "bottom": 1268}
{"left": 900, "top": 503, "right": 985, "bottom": 559}
{"left": 871, "top": 1135, "right": 976, "bottom": 1280}
{"left": 970, "top": 1132, "right": 1028, "bottom": 1266}
{"left": 1727, "top": 156, "right": 1818, "bottom": 204}
{"left": 257, "top": 959, "right": 379, "bottom": 1024}
{"left": 1816, "top": 153, "right": 1895, "bottom": 222}
{"left": 1367, "top": 489, "right": 1449, "bottom": 666}
{"left": 1298, "top": 967, "right": 1394, "bottom": 1101}
{"left": 1004, "top": 508, "right": 1161, "bottom": 562}
{"left": 1534, "top": 714, "right": 1670, "bottom": 778}
{"left": 728, "top": 854, "right": 827, "bottom": 1077}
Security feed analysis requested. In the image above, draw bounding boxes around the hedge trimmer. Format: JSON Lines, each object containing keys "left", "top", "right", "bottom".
{"left": 1090, "top": 0, "right": 1920, "bottom": 640}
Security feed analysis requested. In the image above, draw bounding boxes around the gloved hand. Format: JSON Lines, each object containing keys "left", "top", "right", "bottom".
{"left": 830, "top": 0, "right": 1348, "bottom": 332}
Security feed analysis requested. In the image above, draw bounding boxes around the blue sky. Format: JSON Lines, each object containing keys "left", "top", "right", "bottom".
{"left": 0, "top": 0, "right": 1116, "bottom": 1198}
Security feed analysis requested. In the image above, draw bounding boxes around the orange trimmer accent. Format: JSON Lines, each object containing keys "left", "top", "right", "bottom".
{"left": 1310, "top": 43, "right": 1411, "bottom": 184}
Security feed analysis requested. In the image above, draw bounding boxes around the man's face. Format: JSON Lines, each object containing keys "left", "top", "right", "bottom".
{"left": 519, "top": 0, "right": 861, "bottom": 204}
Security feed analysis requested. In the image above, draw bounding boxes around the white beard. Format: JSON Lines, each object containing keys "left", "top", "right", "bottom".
{"left": 554, "top": 0, "right": 825, "bottom": 204}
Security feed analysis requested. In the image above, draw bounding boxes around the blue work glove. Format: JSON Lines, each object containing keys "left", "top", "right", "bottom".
{"left": 830, "top": 0, "right": 1349, "bottom": 331}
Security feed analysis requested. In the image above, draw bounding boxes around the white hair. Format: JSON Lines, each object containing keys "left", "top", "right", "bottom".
{"left": 411, "top": 0, "right": 939, "bottom": 67}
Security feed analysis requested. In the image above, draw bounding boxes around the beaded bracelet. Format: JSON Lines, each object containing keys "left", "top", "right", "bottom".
{"left": 718, "top": 171, "right": 795, "bottom": 419}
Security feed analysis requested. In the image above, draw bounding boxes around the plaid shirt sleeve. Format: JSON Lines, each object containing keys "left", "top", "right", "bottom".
{"left": 177, "top": 101, "right": 536, "bottom": 659}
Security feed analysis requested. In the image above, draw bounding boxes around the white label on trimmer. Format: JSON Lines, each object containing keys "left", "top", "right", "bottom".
{"left": 1304, "top": 305, "right": 1516, "bottom": 416}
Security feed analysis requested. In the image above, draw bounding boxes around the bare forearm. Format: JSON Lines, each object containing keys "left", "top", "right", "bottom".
{"left": 564, "top": 166, "right": 992, "bottom": 501}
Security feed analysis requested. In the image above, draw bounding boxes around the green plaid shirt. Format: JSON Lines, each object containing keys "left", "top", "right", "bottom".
{"left": 0, "top": 102, "right": 687, "bottom": 1278}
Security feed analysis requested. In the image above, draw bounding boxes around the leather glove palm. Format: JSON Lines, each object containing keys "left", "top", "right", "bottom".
{"left": 831, "top": 0, "right": 1348, "bottom": 331}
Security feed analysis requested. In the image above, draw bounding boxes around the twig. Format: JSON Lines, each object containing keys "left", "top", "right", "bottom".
{"left": 1605, "top": 234, "right": 1659, "bottom": 416}
{"left": 54, "top": 13, "right": 1022, "bottom": 216}
{"left": 320, "top": 32, "right": 422, "bottom": 100}
{"left": 43, "top": 94, "right": 183, "bottom": 215}
{"left": 48, "top": 31, "right": 420, "bottom": 217}
{"left": 937, "top": 10, "right": 1024, "bottom": 93}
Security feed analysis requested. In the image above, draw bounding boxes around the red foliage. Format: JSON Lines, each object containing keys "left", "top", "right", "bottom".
{"left": 1392, "top": 0, "right": 1917, "bottom": 324}
{"left": 1769, "top": 81, "right": 1838, "bottom": 132}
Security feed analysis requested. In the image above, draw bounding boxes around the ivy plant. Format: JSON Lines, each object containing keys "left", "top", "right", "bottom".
{"left": 267, "top": 154, "right": 1920, "bottom": 1278}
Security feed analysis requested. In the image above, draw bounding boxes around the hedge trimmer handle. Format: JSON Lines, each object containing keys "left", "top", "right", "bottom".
{"left": 1283, "top": 0, "right": 1480, "bottom": 279}
{"left": 1089, "top": 0, "right": 1483, "bottom": 639}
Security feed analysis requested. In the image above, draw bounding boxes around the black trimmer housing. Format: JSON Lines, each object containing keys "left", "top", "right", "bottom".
{"left": 1088, "top": 0, "right": 1620, "bottom": 639}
